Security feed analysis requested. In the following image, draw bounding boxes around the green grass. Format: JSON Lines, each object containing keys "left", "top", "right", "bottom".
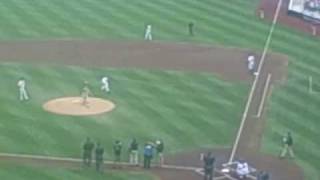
{"left": 0, "top": 163, "right": 154, "bottom": 180}
{"left": 0, "top": 63, "right": 248, "bottom": 157}
{"left": 0, "top": 0, "right": 319, "bottom": 179}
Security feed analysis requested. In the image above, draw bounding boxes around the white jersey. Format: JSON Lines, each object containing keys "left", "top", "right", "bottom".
{"left": 146, "top": 25, "right": 152, "bottom": 33}
{"left": 247, "top": 55, "right": 255, "bottom": 70}
{"left": 17, "top": 80, "right": 26, "bottom": 89}
{"left": 236, "top": 162, "right": 250, "bottom": 176}
{"left": 101, "top": 77, "right": 110, "bottom": 92}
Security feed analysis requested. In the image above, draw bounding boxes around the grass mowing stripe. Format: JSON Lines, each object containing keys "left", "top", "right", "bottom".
{"left": 0, "top": 1, "right": 38, "bottom": 37}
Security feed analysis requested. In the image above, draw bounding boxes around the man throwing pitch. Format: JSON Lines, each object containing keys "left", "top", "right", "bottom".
{"left": 81, "top": 81, "right": 93, "bottom": 107}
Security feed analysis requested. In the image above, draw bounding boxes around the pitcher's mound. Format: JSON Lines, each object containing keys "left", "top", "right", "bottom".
{"left": 43, "top": 97, "right": 115, "bottom": 116}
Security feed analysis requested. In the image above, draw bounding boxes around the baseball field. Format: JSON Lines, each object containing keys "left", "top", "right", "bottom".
{"left": 0, "top": 0, "right": 319, "bottom": 180}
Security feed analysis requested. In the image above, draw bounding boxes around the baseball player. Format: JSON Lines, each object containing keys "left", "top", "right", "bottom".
{"left": 17, "top": 78, "right": 29, "bottom": 101}
{"left": 155, "top": 139, "right": 164, "bottom": 167}
{"left": 101, "top": 76, "right": 110, "bottom": 93}
{"left": 280, "top": 131, "right": 294, "bottom": 159}
{"left": 236, "top": 159, "right": 250, "bottom": 179}
{"left": 95, "top": 142, "right": 104, "bottom": 172}
{"left": 203, "top": 152, "right": 215, "bottom": 180}
{"left": 144, "top": 24, "right": 152, "bottom": 41}
{"left": 81, "top": 81, "right": 92, "bottom": 107}
{"left": 82, "top": 137, "right": 95, "bottom": 167}
{"left": 188, "top": 22, "right": 194, "bottom": 36}
{"left": 247, "top": 55, "right": 258, "bottom": 75}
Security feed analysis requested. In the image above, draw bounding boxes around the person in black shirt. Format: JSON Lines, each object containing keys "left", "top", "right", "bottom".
{"left": 188, "top": 22, "right": 194, "bottom": 36}
{"left": 113, "top": 140, "right": 122, "bottom": 168}
{"left": 203, "top": 152, "right": 215, "bottom": 180}
{"left": 82, "top": 137, "right": 95, "bottom": 167}
{"left": 280, "top": 131, "right": 294, "bottom": 158}
{"left": 95, "top": 142, "right": 104, "bottom": 172}
{"left": 155, "top": 139, "right": 164, "bottom": 167}
{"left": 129, "top": 138, "right": 139, "bottom": 165}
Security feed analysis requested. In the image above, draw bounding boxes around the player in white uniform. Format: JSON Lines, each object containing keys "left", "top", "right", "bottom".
{"left": 144, "top": 25, "right": 152, "bottom": 40}
{"left": 17, "top": 78, "right": 29, "bottom": 101}
{"left": 101, "top": 77, "right": 110, "bottom": 93}
{"left": 247, "top": 55, "right": 258, "bottom": 76}
{"left": 236, "top": 160, "right": 250, "bottom": 179}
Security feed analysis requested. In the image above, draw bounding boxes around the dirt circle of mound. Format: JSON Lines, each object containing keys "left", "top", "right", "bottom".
{"left": 43, "top": 97, "right": 115, "bottom": 116}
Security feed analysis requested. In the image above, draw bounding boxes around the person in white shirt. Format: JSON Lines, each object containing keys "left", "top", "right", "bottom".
{"left": 17, "top": 78, "right": 29, "bottom": 101}
{"left": 247, "top": 55, "right": 258, "bottom": 76}
{"left": 101, "top": 76, "right": 110, "bottom": 93}
{"left": 144, "top": 24, "right": 152, "bottom": 41}
{"left": 236, "top": 159, "right": 250, "bottom": 179}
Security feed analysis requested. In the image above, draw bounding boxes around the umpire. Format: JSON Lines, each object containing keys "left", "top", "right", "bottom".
{"left": 82, "top": 137, "right": 95, "bottom": 167}
{"left": 280, "top": 131, "right": 294, "bottom": 159}
{"left": 95, "top": 142, "right": 104, "bottom": 172}
{"left": 203, "top": 152, "right": 215, "bottom": 180}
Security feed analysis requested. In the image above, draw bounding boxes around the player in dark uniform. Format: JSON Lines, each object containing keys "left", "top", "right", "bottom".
{"left": 95, "top": 142, "right": 104, "bottom": 172}
{"left": 155, "top": 139, "right": 164, "bottom": 166}
{"left": 129, "top": 138, "right": 139, "bottom": 165}
{"left": 188, "top": 22, "right": 194, "bottom": 36}
{"left": 82, "top": 137, "right": 95, "bottom": 167}
{"left": 113, "top": 140, "right": 122, "bottom": 168}
{"left": 203, "top": 152, "right": 215, "bottom": 180}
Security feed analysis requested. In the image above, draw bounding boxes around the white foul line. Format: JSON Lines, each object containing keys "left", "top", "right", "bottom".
{"left": 256, "top": 73, "right": 272, "bottom": 118}
{"left": 228, "top": 0, "right": 283, "bottom": 163}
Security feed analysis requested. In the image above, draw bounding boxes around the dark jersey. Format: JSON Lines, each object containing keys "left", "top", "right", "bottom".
{"left": 113, "top": 142, "right": 122, "bottom": 155}
{"left": 95, "top": 147, "right": 104, "bottom": 161}
{"left": 83, "top": 141, "right": 94, "bottom": 153}
{"left": 156, "top": 142, "right": 164, "bottom": 153}
{"left": 203, "top": 155, "right": 215, "bottom": 170}
{"left": 129, "top": 140, "right": 138, "bottom": 151}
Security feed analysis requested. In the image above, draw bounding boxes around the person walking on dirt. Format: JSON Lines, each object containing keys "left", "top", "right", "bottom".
{"left": 203, "top": 152, "right": 215, "bottom": 180}
{"left": 128, "top": 138, "right": 139, "bottom": 165}
{"left": 17, "top": 77, "right": 29, "bottom": 101}
{"left": 143, "top": 142, "right": 154, "bottom": 169}
{"left": 155, "top": 139, "right": 164, "bottom": 167}
{"left": 188, "top": 22, "right": 194, "bottom": 36}
{"left": 82, "top": 137, "right": 95, "bottom": 167}
{"left": 247, "top": 54, "right": 258, "bottom": 76}
{"left": 113, "top": 140, "right": 122, "bottom": 168}
{"left": 280, "top": 131, "right": 294, "bottom": 159}
{"left": 95, "top": 142, "right": 104, "bottom": 172}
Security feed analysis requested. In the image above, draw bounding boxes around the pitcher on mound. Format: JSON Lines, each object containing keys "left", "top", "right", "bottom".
{"left": 81, "top": 81, "right": 93, "bottom": 107}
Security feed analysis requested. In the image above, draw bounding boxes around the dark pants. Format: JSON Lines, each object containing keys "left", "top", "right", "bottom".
{"left": 144, "top": 155, "right": 152, "bottom": 169}
{"left": 204, "top": 168, "right": 213, "bottom": 180}
{"left": 83, "top": 152, "right": 92, "bottom": 166}
{"left": 96, "top": 158, "right": 103, "bottom": 172}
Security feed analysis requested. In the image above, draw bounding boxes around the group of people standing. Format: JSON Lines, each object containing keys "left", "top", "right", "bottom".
{"left": 82, "top": 137, "right": 164, "bottom": 172}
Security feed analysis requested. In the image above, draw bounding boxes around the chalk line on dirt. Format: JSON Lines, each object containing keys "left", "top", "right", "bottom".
{"left": 228, "top": 0, "right": 283, "bottom": 163}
